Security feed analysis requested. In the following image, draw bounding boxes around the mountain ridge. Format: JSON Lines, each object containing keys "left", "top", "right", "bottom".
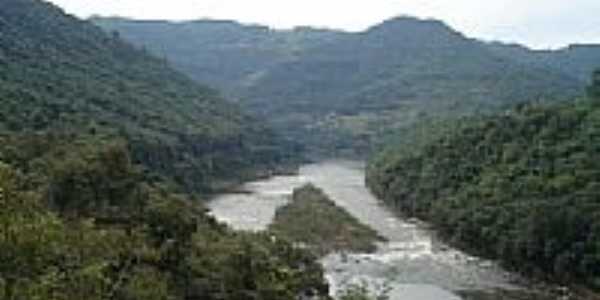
{"left": 93, "top": 15, "right": 595, "bottom": 157}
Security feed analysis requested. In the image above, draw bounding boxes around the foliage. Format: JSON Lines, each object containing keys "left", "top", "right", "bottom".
{"left": 0, "top": 0, "right": 295, "bottom": 194}
{"left": 367, "top": 76, "right": 600, "bottom": 290}
{"left": 0, "top": 150, "right": 330, "bottom": 300}
{"left": 0, "top": 99, "right": 325, "bottom": 299}
{"left": 0, "top": 1, "right": 328, "bottom": 299}
{"left": 94, "top": 16, "right": 584, "bottom": 158}
{"left": 488, "top": 42, "right": 600, "bottom": 83}
{"left": 589, "top": 70, "right": 600, "bottom": 98}
{"left": 269, "top": 184, "right": 384, "bottom": 256}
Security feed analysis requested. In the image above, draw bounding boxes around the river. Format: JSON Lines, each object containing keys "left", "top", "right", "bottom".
{"left": 208, "top": 161, "right": 555, "bottom": 300}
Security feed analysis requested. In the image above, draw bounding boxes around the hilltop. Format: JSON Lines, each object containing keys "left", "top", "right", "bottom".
{"left": 94, "top": 16, "right": 591, "bottom": 157}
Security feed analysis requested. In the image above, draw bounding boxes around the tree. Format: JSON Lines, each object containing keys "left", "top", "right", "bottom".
{"left": 0, "top": 164, "right": 65, "bottom": 300}
{"left": 588, "top": 69, "right": 600, "bottom": 99}
{"left": 47, "top": 141, "right": 141, "bottom": 217}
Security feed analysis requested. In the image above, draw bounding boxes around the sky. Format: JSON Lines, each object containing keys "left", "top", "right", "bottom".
{"left": 46, "top": 0, "right": 600, "bottom": 50}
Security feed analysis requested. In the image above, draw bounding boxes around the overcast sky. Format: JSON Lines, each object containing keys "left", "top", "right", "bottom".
{"left": 47, "top": 0, "right": 600, "bottom": 49}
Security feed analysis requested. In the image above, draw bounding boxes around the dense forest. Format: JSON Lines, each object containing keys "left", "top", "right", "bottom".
{"left": 487, "top": 43, "right": 600, "bottom": 83}
{"left": 0, "top": 154, "right": 330, "bottom": 300}
{"left": 0, "top": 0, "right": 297, "bottom": 196}
{"left": 3, "top": 0, "right": 600, "bottom": 299}
{"left": 0, "top": 0, "right": 331, "bottom": 299}
{"left": 367, "top": 72, "right": 600, "bottom": 291}
{"left": 94, "top": 17, "right": 590, "bottom": 157}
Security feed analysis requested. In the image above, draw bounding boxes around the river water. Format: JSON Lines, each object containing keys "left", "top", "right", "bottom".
{"left": 208, "top": 161, "right": 553, "bottom": 300}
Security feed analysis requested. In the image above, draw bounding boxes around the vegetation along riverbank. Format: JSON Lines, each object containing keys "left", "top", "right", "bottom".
{"left": 367, "top": 72, "right": 600, "bottom": 294}
{"left": 269, "top": 184, "right": 385, "bottom": 257}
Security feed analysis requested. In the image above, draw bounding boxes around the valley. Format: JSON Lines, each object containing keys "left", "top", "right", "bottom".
{"left": 1, "top": 0, "right": 600, "bottom": 299}
{"left": 209, "top": 161, "right": 565, "bottom": 300}
{"left": 94, "top": 17, "right": 592, "bottom": 157}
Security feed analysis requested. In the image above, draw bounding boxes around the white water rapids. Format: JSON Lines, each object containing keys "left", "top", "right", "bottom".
{"left": 208, "top": 161, "right": 548, "bottom": 300}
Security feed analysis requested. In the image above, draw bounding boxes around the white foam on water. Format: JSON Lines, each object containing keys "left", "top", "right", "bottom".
{"left": 210, "top": 161, "right": 524, "bottom": 298}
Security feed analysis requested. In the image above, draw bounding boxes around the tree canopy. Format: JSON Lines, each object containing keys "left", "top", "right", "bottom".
{"left": 0, "top": 0, "right": 296, "bottom": 195}
{"left": 367, "top": 73, "right": 600, "bottom": 290}
{"left": 0, "top": 1, "right": 325, "bottom": 299}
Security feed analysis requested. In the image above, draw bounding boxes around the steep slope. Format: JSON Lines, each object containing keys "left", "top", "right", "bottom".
{"left": 0, "top": 1, "right": 333, "bottom": 299}
{"left": 240, "top": 17, "right": 579, "bottom": 114}
{"left": 367, "top": 73, "right": 600, "bottom": 291}
{"left": 94, "top": 16, "right": 584, "bottom": 157}
{"left": 0, "top": 0, "right": 293, "bottom": 193}
{"left": 92, "top": 17, "right": 347, "bottom": 97}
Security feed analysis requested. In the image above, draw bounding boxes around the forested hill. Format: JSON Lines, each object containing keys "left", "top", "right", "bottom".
{"left": 367, "top": 72, "right": 600, "bottom": 291}
{"left": 0, "top": 1, "right": 331, "bottom": 299}
{"left": 94, "top": 16, "right": 585, "bottom": 157}
{"left": 0, "top": 0, "right": 294, "bottom": 194}
{"left": 487, "top": 42, "right": 600, "bottom": 83}
{"left": 91, "top": 17, "right": 348, "bottom": 96}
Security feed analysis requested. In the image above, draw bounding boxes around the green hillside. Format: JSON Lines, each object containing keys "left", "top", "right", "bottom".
{"left": 0, "top": 148, "right": 329, "bottom": 300}
{"left": 94, "top": 16, "right": 584, "bottom": 157}
{"left": 91, "top": 17, "right": 346, "bottom": 97}
{"left": 0, "top": 0, "right": 295, "bottom": 195}
{"left": 367, "top": 72, "right": 600, "bottom": 290}
{"left": 0, "top": 1, "right": 329, "bottom": 299}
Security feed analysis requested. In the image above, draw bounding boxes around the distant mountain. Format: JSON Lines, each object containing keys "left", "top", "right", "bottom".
{"left": 94, "top": 16, "right": 588, "bottom": 157}
{"left": 238, "top": 17, "right": 579, "bottom": 113}
{"left": 487, "top": 42, "right": 600, "bottom": 82}
{"left": 93, "top": 17, "right": 347, "bottom": 97}
{"left": 0, "top": 0, "right": 292, "bottom": 194}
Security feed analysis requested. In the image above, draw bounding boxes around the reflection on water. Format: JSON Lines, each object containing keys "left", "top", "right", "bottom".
{"left": 208, "top": 161, "right": 550, "bottom": 300}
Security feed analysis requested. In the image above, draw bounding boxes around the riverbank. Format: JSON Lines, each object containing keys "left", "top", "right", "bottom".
{"left": 269, "top": 184, "right": 385, "bottom": 256}
{"left": 209, "top": 161, "right": 539, "bottom": 300}
{"left": 205, "top": 163, "right": 301, "bottom": 195}
{"left": 366, "top": 165, "right": 600, "bottom": 300}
